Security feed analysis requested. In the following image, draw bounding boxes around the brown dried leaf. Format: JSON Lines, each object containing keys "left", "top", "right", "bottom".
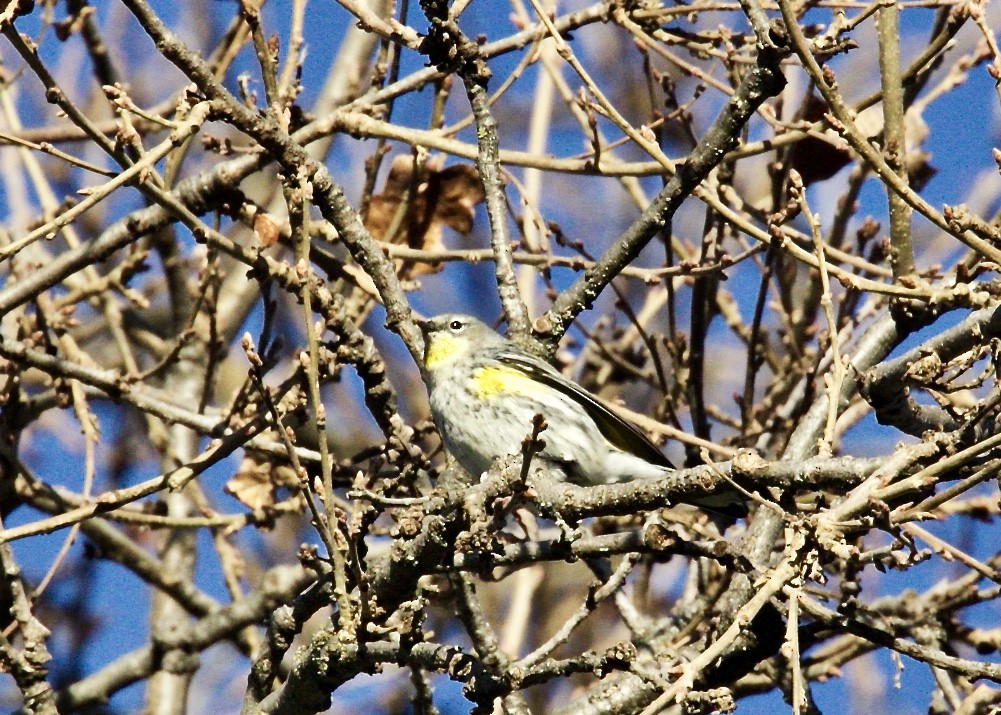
{"left": 253, "top": 212, "right": 282, "bottom": 248}
{"left": 225, "top": 454, "right": 298, "bottom": 510}
{"left": 787, "top": 95, "right": 852, "bottom": 186}
{"left": 364, "top": 155, "right": 484, "bottom": 276}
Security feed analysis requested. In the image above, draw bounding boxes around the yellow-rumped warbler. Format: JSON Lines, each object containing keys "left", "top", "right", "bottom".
{"left": 418, "top": 314, "right": 743, "bottom": 515}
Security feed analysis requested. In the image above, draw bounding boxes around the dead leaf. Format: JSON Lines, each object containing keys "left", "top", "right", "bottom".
{"left": 225, "top": 454, "right": 299, "bottom": 510}
{"left": 253, "top": 212, "right": 282, "bottom": 248}
{"left": 787, "top": 95, "right": 852, "bottom": 186}
{"left": 364, "top": 155, "right": 484, "bottom": 275}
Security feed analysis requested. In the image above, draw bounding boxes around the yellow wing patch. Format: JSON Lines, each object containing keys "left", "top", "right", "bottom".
{"left": 471, "top": 365, "right": 538, "bottom": 397}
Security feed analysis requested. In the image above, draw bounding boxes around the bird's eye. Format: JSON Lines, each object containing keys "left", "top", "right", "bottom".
{"left": 449, "top": 319, "right": 463, "bottom": 332}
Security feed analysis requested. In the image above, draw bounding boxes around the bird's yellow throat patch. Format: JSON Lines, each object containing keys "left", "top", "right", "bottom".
{"left": 425, "top": 333, "right": 464, "bottom": 371}
{"left": 471, "top": 365, "right": 536, "bottom": 397}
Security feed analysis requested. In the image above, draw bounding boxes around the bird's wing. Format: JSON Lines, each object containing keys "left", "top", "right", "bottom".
{"left": 497, "top": 351, "right": 673, "bottom": 468}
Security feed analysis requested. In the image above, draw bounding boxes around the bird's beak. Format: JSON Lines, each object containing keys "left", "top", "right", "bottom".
{"left": 416, "top": 319, "right": 431, "bottom": 337}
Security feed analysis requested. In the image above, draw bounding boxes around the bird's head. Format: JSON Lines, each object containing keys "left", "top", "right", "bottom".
{"left": 417, "top": 314, "right": 501, "bottom": 372}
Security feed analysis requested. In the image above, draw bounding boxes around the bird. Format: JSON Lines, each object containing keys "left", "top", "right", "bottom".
{"left": 417, "top": 313, "right": 745, "bottom": 516}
